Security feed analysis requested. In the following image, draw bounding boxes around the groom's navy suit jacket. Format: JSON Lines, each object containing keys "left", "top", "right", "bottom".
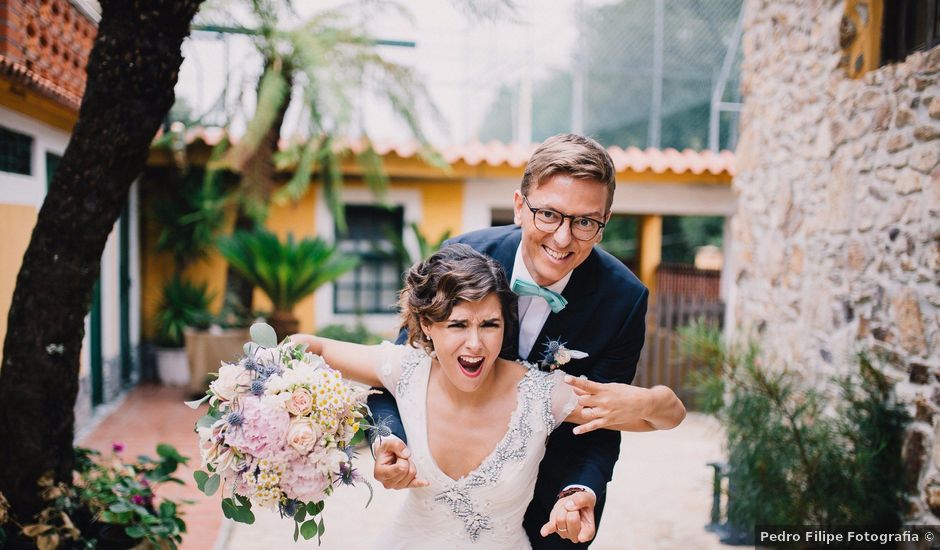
{"left": 370, "top": 225, "right": 649, "bottom": 547}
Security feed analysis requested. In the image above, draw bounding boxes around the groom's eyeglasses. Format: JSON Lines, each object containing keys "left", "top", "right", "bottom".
{"left": 522, "top": 195, "right": 606, "bottom": 241}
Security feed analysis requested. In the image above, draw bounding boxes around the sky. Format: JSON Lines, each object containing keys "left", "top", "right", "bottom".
{"left": 173, "top": 0, "right": 592, "bottom": 146}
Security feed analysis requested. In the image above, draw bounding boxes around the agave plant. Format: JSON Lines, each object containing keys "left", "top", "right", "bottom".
{"left": 216, "top": 228, "right": 359, "bottom": 337}
{"left": 154, "top": 277, "right": 214, "bottom": 348}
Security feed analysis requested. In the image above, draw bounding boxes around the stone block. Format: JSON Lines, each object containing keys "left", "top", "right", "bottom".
{"left": 896, "top": 108, "right": 916, "bottom": 128}
{"left": 911, "top": 144, "right": 940, "bottom": 173}
{"left": 911, "top": 363, "right": 931, "bottom": 384}
{"left": 929, "top": 167, "right": 940, "bottom": 213}
{"left": 892, "top": 289, "right": 927, "bottom": 356}
{"left": 904, "top": 429, "right": 928, "bottom": 492}
{"left": 886, "top": 132, "right": 913, "bottom": 153}
{"left": 846, "top": 239, "right": 868, "bottom": 270}
{"left": 916, "top": 396, "right": 935, "bottom": 422}
{"left": 930, "top": 96, "right": 940, "bottom": 120}
{"left": 914, "top": 125, "right": 940, "bottom": 142}
{"left": 896, "top": 169, "right": 924, "bottom": 194}
{"left": 872, "top": 100, "right": 893, "bottom": 131}
{"left": 928, "top": 482, "right": 940, "bottom": 517}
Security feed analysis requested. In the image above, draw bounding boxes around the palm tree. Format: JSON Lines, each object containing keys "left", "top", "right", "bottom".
{"left": 177, "top": 0, "right": 446, "bottom": 317}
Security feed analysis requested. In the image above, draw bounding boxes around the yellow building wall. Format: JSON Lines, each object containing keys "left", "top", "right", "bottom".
{"left": 0, "top": 204, "right": 39, "bottom": 363}
{"left": 394, "top": 179, "right": 464, "bottom": 243}
{"left": 140, "top": 177, "right": 465, "bottom": 338}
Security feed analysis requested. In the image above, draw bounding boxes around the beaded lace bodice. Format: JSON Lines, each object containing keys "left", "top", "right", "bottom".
{"left": 374, "top": 343, "right": 578, "bottom": 549}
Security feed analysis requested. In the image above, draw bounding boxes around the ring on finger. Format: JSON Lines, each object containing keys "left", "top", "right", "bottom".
{"left": 585, "top": 407, "right": 595, "bottom": 418}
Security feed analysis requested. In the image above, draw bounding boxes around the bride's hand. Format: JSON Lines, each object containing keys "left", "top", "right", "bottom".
{"left": 373, "top": 436, "right": 429, "bottom": 490}
{"left": 540, "top": 490, "right": 596, "bottom": 543}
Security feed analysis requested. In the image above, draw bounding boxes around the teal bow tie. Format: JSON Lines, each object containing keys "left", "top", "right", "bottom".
{"left": 511, "top": 279, "right": 568, "bottom": 313}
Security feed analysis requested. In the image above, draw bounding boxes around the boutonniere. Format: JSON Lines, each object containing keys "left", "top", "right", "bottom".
{"left": 539, "top": 338, "right": 588, "bottom": 372}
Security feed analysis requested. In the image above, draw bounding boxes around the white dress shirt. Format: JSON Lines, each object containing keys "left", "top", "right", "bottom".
{"left": 509, "top": 244, "right": 572, "bottom": 360}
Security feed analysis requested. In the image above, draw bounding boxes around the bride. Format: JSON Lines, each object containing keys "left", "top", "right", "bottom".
{"left": 293, "top": 244, "right": 659, "bottom": 549}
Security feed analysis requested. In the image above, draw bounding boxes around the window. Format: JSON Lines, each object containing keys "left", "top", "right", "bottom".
{"left": 333, "top": 205, "right": 405, "bottom": 314}
{"left": 0, "top": 126, "right": 33, "bottom": 175}
{"left": 882, "top": 0, "right": 940, "bottom": 64}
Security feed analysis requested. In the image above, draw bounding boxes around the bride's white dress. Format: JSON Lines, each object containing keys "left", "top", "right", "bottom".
{"left": 372, "top": 343, "right": 578, "bottom": 549}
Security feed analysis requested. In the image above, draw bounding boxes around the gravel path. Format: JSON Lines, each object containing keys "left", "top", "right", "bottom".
{"left": 221, "top": 413, "right": 734, "bottom": 549}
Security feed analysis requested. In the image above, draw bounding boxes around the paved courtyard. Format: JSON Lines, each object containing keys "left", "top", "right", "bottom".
{"left": 220, "top": 413, "right": 734, "bottom": 550}
{"left": 80, "top": 385, "right": 734, "bottom": 549}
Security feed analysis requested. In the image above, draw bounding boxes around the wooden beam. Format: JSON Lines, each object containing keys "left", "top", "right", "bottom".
{"left": 638, "top": 214, "right": 662, "bottom": 297}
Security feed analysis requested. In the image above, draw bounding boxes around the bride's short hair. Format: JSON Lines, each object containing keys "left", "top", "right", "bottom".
{"left": 399, "top": 243, "right": 518, "bottom": 359}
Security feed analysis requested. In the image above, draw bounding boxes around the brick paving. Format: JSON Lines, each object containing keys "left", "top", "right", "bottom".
{"left": 78, "top": 384, "right": 222, "bottom": 550}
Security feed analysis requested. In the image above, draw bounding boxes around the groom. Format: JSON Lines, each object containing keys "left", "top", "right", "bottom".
{"left": 371, "top": 133, "right": 675, "bottom": 548}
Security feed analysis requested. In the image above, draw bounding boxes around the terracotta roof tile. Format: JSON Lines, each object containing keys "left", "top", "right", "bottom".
{"left": 174, "top": 129, "right": 735, "bottom": 177}
{"left": 0, "top": 55, "right": 82, "bottom": 112}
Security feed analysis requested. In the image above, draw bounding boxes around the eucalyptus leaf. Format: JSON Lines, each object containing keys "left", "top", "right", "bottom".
{"left": 196, "top": 414, "right": 219, "bottom": 430}
{"left": 204, "top": 473, "right": 221, "bottom": 496}
{"left": 300, "top": 519, "right": 318, "bottom": 540}
{"left": 193, "top": 470, "right": 209, "bottom": 490}
{"left": 250, "top": 322, "right": 278, "bottom": 348}
{"left": 293, "top": 521, "right": 300, "bottom": 542}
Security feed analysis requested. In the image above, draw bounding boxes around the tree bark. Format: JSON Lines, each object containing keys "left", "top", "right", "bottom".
{"left": 221, "top": 61, "right": 294, "bottom": 316}
{"left": 0, "top": 0, "right": 204, "bottom": 529}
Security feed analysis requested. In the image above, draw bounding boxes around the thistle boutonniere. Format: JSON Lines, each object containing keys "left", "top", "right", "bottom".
{"left": 539, "top": 338, "right": 588, "bottom": 372}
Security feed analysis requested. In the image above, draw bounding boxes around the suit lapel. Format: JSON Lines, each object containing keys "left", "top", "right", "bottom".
{"left": 525, "top": 249, "right": 601, "bottom": 363}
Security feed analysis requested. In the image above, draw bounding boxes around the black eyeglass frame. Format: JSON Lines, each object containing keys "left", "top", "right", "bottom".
{"left": 521, "top": 195, "right": 607, "bottom": 241}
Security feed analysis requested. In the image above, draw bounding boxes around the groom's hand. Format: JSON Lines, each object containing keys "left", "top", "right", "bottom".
{"left": 540, "top": 490, "right": 597, "bottom": 543}
{"left": 373, "top": 436, "right": 429, "bottom": 490}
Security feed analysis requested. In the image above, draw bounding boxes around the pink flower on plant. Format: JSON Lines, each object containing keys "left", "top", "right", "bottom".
{"left": 223, "top": 396, "right": 290, "bottom": 459}
{"left": 112, "top": 442, "right": 125, "bottom": 453}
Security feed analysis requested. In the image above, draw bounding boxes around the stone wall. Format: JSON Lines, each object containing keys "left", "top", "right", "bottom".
{"left": 730, "top": 0, "right": 939, "bottom": 519}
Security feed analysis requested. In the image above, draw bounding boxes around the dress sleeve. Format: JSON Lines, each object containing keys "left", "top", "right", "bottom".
{"left": 548, "top": 370, "right": 579, "bottom": 427}
{"left": 374, "top": 341, "right": 408, "bottom": 398}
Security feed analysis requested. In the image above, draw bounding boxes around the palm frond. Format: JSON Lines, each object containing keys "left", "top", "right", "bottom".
{"left": 214, "top": 65, "right": 290, "bottom": 172}
{"left": 216, "top": 228, "right": 358, "bottom": 311}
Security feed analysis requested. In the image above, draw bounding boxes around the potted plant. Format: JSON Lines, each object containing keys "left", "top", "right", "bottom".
{"left": 153, "top": 277, "right": 212, "bottom": 386}
{"left": 0, "top": 444, "right": 189, "bottom": 549}
{"left": 216, "top": 228, "right": 358, "bottom": 338}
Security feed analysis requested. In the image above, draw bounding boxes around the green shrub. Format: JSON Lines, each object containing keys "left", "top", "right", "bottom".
{"left": 154, "top": 277, "right": 213, "bottom": 347}
{"left": 316, "top": 323, "right": 383, "bottom": 345}
{"left": 680, "top": 322, "right": 910, "bottom": 534}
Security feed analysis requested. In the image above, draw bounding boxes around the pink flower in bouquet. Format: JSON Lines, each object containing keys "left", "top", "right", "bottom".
{"left": 286, "top": 418, "right": 320, "bottom": 454}
{"left": 224, "top": 396, "right": 290, "bottom": 459}
{"left": 285, "top": 388, "right": 314, "bottom": 416}
{"left": 280, "top": 453, "right": 331, "bottom": 502}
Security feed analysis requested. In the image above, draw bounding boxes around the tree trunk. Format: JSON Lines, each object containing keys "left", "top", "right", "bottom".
{"left": 0, "top": 0, "right": 204, "bottom": 532}
{"left": 221, "top": 61, "right": 294, "bottom": 316}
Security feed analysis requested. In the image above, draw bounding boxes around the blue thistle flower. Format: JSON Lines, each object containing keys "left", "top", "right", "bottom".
{"left": 279, "top": 499, "right": 299, "bottom": 518}
{"left": 225, "top": 411, "right": 244, "bottom": 427}
{"left": 250, "top": 379, "right": 266, "bottom": 396}
{"left": 539, "top": 338, "right": 567, "bottom": 371}
{"left": 336, "top": 462, "right": 361, "bottom": 486}
{"left": 243, "top": 357, "right": 258, "bottom": 372}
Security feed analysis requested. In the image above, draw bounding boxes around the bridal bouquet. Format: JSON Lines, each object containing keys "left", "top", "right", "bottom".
{"left": 187, "top": 323, "right": 372, "bottom": 542}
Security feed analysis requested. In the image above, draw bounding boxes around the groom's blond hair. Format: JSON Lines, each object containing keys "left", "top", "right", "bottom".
{"left": 521, "top": 133, "right": 616, "bottom": 213}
